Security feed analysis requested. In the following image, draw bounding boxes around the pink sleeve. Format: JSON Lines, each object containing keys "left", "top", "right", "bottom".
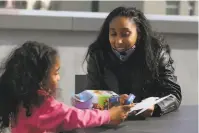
{"left": 37, "top": 97, "right": 110, "bottom": 131}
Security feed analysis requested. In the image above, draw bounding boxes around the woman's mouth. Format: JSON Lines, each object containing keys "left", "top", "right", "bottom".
{"left": 115, "top": 48, "right": 125, "bottom": 52}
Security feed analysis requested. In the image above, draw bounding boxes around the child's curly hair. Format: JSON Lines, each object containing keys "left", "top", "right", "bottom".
{"left": 0, "top": 41, "right": 58, "bottom": 131}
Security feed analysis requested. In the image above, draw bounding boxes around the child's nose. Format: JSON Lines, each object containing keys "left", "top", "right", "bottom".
{"left": 57, "top": 75, "right": 60, "bottom": 81}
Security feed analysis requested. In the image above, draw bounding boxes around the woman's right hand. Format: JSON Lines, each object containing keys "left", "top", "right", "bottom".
{"left": 108, "top": 104, "right": 133, "bottom": 125}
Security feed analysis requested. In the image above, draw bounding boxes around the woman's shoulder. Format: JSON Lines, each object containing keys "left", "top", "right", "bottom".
{"left": 89, "top": 48, "right": 104, "bottom": 57}
{"left": 88, "top": 48, "right": 108, "bottom": 63}
{"left": 152, "top": 33, "right": 171, "bottom": 54}
{"left": 151, "top": 32, "right": 172, "bottom": 66}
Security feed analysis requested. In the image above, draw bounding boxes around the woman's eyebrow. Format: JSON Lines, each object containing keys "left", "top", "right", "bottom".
{"left": 109, "top": 28, "right": 115, "bottom": 30}
{"left": 120, "top": 28, "right": 130, "bottom": 30}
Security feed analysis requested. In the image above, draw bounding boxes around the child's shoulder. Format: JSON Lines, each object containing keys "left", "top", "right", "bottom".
{"left": 43, "top": 96, "right": 61, "bottom": 106}
{"left": 42, "top": 96, "right": 68, "bottom": 111}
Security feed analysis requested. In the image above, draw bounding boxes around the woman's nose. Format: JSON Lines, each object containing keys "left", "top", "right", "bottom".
{"left": 115, "top": 37, "right": 123, "bottom": 45}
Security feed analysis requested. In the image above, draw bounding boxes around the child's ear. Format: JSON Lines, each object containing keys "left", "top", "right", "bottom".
{"left": 39, "top": 81, "right": 52, "bottom": 95}
{"left": 39, "top": 81, "right": 43, "bottom": 88}
{"left": 39, "top": 81, "right": 46, "bottom": 90}
{"left": 39, "top": 80, "right": 53, "bottom": 94}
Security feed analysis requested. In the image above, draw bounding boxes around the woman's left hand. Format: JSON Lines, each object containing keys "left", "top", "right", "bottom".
{"left": 139, "top": 105, "right": 155, "bottom": 117}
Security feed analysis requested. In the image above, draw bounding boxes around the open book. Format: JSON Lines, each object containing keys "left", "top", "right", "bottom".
{"left": 130, "top": 94, "right": 172, "bottom": 115}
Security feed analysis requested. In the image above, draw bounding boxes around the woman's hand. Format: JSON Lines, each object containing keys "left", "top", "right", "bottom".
{"left": 138, "top": 105, "right": 155, "bottom": 117}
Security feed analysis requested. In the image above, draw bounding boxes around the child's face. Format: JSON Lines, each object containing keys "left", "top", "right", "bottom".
{"left": 46, "top": 56, "right": 60, "bottom": 92}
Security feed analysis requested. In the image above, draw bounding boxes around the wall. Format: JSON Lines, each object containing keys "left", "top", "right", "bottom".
{"left": 98, "top": 1, "right": 143, "bottom": 12}
{"left": 47, "top": 1, "right": 144, "bottom": 12}
{"left": 180, "top": 1, "right": 189, "bottom": 16}
{"left": 54, "top": 1, "right": 91, "bottom": 12}
{"left": 144, "top": 1, "right": 166, "bottom": 15}
{"left": 38, "top": 1, "right": 199, "bottom": 16}
{"left": 0, "top": 10, "right": 197, "bottom": 106}
{"left": 195, "top": 1, "right": 198, "bottom": 15}
{"left": 144, "top": 1, "right": 198, "bottom": 16}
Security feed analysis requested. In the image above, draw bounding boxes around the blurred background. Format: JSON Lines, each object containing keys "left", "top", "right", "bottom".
{"left": 0, "top": 0, "right": 198, "bottom": 106}
{"left": 0, "top": 0, "right": 197, "bottom": 16}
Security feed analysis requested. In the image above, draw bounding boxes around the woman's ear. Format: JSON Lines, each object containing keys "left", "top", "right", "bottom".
{"left": 135, "top": 28, "right": 141, "bottom": 45}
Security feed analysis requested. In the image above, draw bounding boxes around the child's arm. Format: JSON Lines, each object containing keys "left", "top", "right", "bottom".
{"left": 37, "top": 97, "right": 110, "bottom": 131}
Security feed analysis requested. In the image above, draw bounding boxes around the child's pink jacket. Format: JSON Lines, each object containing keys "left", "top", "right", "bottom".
{"left": 12, "top": 95, "right": 110, "bottom": 133}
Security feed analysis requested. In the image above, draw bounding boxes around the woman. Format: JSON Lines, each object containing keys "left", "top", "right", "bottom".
{"left": 84, "top": 6, "right": 182, "bottom": 117}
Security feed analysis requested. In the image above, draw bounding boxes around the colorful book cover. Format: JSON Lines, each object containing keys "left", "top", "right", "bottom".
{"left": 71, "top": 90, "right": 119, "bottom": 110}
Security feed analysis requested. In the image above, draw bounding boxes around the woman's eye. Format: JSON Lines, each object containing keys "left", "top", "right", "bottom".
{"left": 109, "top": 32, "right": 117, "bottom": 36}
{"left": 121, "top": 32, "right": 130, "bottom": 37}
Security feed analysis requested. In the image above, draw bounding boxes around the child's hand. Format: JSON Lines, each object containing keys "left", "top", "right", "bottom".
{"left": 119, "top": 94, "right": 129, "bottom": 105}
{"left": 92, "top": 103, "right": 104, "bottom": 110}
{"left": 108, "top": 104, "right": 134, "bottom": 125}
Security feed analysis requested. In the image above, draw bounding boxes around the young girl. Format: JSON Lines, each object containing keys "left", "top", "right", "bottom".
{"left": 0, "top": 41, "right": 132, "bottom": 133}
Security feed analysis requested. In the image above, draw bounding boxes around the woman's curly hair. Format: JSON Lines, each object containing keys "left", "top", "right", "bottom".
{"left": 0, "top": 41, "right": 58, "bottom": 131}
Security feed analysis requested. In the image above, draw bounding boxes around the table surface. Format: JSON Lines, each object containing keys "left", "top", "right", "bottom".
{"left": 65, "top": 105, "right": 198, "bottom": 133}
